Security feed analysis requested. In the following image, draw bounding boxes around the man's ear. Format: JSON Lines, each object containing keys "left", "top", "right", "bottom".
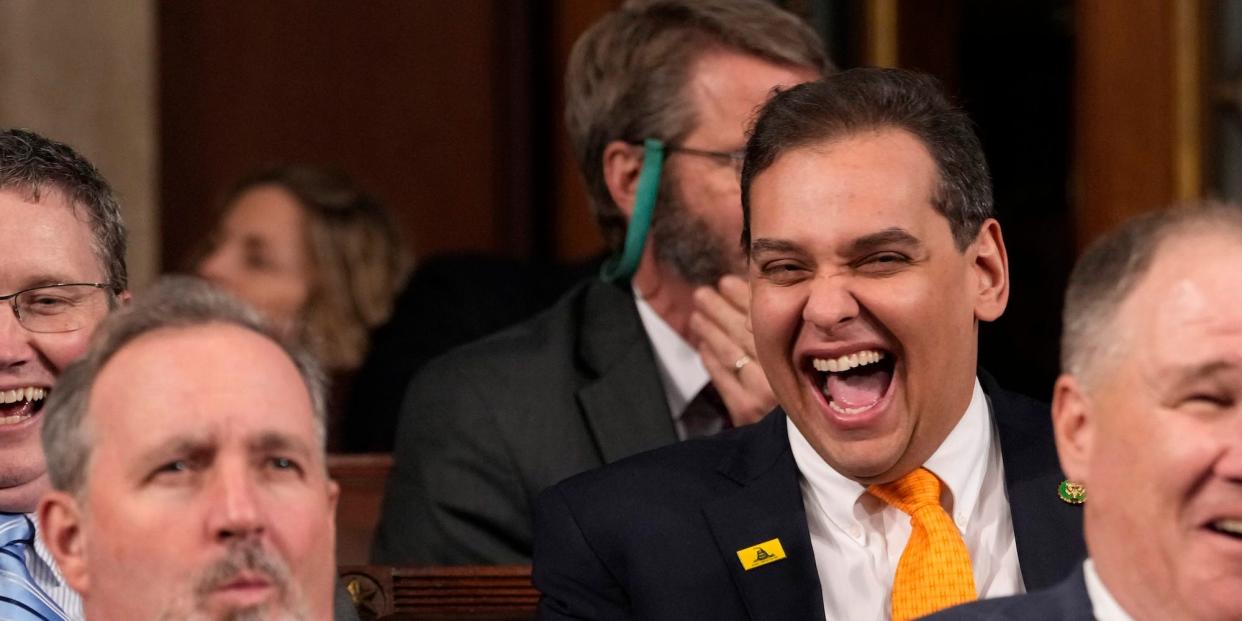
{"left": 602, "top": 140, "right": 645, "bottom": 219}
{"left": 1052, "top": 373, "right": 1093, "bottom": 483}
{"left": 970, "top": 218, "right": 1009, "bottom": 322}
{"left": 326, "top": 479, "right": 340, "bottom": 520}
{"left": 38, "top": 491, "right": 89, "bottom": 595}
{"left": 117, "top": 290, "right": 132, "bottom": 307}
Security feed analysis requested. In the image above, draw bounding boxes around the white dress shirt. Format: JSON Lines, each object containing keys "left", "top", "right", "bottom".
{"left": 632, "top": 287, "right": 714, "bottom": 440}
{"left": 1084, "top": 559, "right": 1134, "bottom": 621}
{"left": 789, "top": 378, "right": 1025, "bottom": 620}
{"left": 28, "top": 513, "right": 84, "bottom": 620}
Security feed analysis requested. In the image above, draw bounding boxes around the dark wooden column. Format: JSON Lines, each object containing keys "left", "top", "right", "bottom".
{"left": 1074, "top": 0, "right": 1205, "bottom": 250}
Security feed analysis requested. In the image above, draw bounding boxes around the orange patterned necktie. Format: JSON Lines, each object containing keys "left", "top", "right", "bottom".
{"left": 867, "top": 467, "right": 977, "bottom": 621}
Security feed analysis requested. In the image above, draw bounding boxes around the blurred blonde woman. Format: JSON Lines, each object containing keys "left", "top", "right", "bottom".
{"left": 198, "top": 166, "right": 410, "bottom": 443}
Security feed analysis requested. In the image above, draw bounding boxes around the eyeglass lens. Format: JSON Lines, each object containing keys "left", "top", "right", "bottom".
{"left": 10, "top": 285, "right": 107, "bottom": 333}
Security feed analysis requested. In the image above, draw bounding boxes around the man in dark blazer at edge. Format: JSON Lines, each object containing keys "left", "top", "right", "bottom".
{"left": 533, "top": 69, "right": 1086, "bottom": 621}
{"left": 926, "top": 205, "right": 1242, "bottom": 621}
{"left": 373, "top": 0, "right": 832, "bottom": 565}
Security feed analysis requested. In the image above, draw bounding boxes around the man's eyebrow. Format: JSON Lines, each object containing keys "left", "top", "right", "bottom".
{"left": 845, "top": 228, "right": 923, "bottom": 255}
{"left": 249, "top": 431, "right": 312, "bottom": 456}
{"left": 16, "top": 274, "right": 84, "bottom": 289}
{"left": 133, "top": 435, "right": 215, "bottom": 470}
{"left": 749, "top": 238, "right": 801, "bottom": 255}
{"left": 1163, "top": 359, "right": 1240, "bottom": 386}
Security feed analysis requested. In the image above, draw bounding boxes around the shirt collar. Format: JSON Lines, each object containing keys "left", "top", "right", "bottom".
{"left": 788, "top": 377, "right": 992, "bottom": 538}
{"left": 632, "top": 285, "right": 708, "bottom": 418}
{"left": 1084, "top": 559, "right": 1135, "bottom": 621}
{"left": 27, "top": 513, "right": 63, "bottom": 587}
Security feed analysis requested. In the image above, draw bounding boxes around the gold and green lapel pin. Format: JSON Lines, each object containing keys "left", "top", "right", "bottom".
{"left": 1058, "top": 480, "right": 1086, "bottom": 505}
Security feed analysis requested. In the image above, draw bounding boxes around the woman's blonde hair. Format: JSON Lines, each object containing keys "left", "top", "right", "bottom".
{"left": 225, "top": 166, "right": 412, "bottom": 370}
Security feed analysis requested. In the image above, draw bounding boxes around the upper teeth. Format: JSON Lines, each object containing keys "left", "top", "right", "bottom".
{"left": 812, "top": 350, "right": 885, "bottom": 373}
{"left": 1214, "top": 519, "right": 1242, "bottom": 535}
{"left": 0, "top": 387, "right": 46, "bottom": 405}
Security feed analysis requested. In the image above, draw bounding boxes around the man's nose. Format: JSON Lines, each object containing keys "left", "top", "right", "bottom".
{"left": 196, "top": 249, "right": 230, "bottom": 284}
{"left": 1215, "top": 413, "right": 1242, "bottom": 485}
{"left": 208, "top": 465, "right": 267, "bottom": 543}
{"left": 802, "top": 274, "right": 861, "bottom": 331}
{"left": 0, "top": 302, "right": 33, "bottom": 372}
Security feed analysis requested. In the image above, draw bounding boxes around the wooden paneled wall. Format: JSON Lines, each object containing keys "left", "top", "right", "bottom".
{"left": 0, "top": 0, "right": 160, "bottom": 289}
{"left": 1074, "top": 0, "right": 1205, "bottom": 249}
{"left": 158, "top": 1, "right": 625, "bottom": 271}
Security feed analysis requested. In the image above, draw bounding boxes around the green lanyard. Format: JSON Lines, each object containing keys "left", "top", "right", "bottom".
{"left": 600, "top": 139, "right": 664, "bottom": 283}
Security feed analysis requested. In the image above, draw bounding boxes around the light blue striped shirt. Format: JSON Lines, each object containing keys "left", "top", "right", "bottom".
{"left": 27, "top": 513, "right": 84, "bottom": 621}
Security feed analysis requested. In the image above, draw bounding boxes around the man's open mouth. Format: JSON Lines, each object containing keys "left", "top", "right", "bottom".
{"left": 0, "top": 387, "right": 47, "bottom": 425}
{"left": 809, "top": 350, "right": 895, "bottom": 416}
{"left": 1208, "top": 518, "right": 1242, "bottom": 541}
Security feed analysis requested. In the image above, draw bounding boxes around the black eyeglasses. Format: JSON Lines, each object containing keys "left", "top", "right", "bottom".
{"left": 1, "top": 283, "right": 113, "bottom": 333}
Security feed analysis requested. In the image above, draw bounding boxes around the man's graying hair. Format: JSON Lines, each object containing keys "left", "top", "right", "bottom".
{"left": 1061, "top": 202, "right": 1242, "bottom": 383}
{"left": 42, "top": 277, "right": 328, "bottom": 495}
{"left": 0, "top": 128, "right": 128, "bottom": 291}
{"left": 565, "top": 0, "right": 831, "bottom": 252}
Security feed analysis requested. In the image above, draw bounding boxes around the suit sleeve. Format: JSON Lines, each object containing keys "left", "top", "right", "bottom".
{"left": 333, "top": 577, "right": 361, "bottom": 621}
{"left": 372, "top": 356, "right": 533, "bottom": 564}
{"left": 533, "top": 485, "right": 631, "bottom": 621}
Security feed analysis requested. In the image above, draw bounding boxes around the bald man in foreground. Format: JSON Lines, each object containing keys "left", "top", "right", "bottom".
{"left": 928, "top": 203, "right": 1242, "bottom": 620}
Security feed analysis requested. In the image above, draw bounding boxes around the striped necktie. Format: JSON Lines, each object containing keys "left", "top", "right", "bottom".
{"left": 867, "top": 467, "right": 977, "bottom": 621}
{"left": 0, "top": 514, "right": 68, "bottom": 621}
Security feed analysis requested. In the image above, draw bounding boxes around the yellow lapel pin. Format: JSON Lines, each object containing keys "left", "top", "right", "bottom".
{"left": 736, "top": 538, "right": 787, "bottom": 571}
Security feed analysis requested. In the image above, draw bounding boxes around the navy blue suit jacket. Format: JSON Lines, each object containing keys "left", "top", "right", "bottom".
{"left": 923, "top": 565, "right": 1093, "bottom": 620}
{"left": 533, "top": 375, "right": 1085, "bottom": 621}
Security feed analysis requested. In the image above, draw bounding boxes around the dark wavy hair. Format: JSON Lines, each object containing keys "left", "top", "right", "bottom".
{"left": 741, "top": 68, "right": 993, "bottom": 251}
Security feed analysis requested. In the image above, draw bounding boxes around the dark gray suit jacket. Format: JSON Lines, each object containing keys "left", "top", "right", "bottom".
{"left": 533, "top": 375, "right": 1085, "bottom": 621}
{"left": 334, "top": 579, "right": 361, "bottom": 621}
{"left": 923, "top": 565, "right": 1093, "bottom": 620}
{"left": 373, "top": 279, "right": 678, "bottom": 564}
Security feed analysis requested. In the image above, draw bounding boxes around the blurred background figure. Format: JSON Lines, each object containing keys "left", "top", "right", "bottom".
{"left": 197, "top": 166, "right": 411, "bottom": 450}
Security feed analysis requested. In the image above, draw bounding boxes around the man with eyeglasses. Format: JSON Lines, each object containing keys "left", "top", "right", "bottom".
{"left": 375, "top": 0, "right": 833, "bottom": 566}
{"left": 0, "top": 128, "right": 130, "bottom": 620}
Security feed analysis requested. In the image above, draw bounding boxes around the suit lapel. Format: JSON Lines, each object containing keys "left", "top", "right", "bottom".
{"left": 701, "top": 413, "right": 825, "bottom": 621}
{"left": 575, "top": 281, "right": 678, "bottom": 463}
{"left": 984, "top": 372, "right": 1086, "bottom": 590}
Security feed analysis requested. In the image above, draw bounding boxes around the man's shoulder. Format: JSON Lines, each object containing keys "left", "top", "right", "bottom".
{"left": 418, "top": 278, "right": 634, "bottom": 375}
{"left": 923, "top": 567, "right": 1091, "bottom": 621}
{"left": 544, "top": 412, "right": 786, "bottom": 515}
{"left": 981, "top": 370, "right": 1055, "bottom": 445}
{"left": 981, "top": 370, "right": 1049, "bottom": 418}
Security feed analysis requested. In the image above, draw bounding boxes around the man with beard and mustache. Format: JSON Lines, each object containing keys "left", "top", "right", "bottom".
{"left": 36, "top": 278, "right": 340, "bottom": 621}
{"left": 374, "top": 0, "right": 832, "bottom": 566}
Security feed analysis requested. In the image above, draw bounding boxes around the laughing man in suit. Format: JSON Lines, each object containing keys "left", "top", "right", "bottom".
{"left": 928, "top": 204, "right": 1242, "bottom": 620}
{"left": 532, "top": 68, "right": 1086, "bottom": 621}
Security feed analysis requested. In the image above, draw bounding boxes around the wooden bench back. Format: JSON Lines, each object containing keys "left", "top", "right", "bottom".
{"left": 341, "top": 565, "right": 537, "bottom": 620}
